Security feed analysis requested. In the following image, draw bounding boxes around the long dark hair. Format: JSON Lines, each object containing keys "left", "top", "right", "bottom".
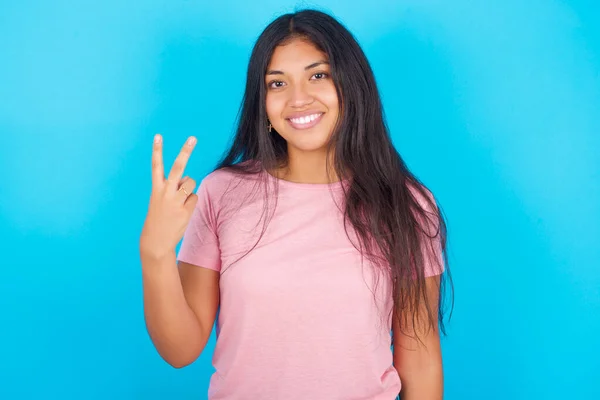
{"left": 214, "top": 9, "right": 453, "bottom": 342}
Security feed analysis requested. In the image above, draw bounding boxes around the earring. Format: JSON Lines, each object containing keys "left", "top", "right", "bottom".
{"left": 268, "top": 123, "right": 272, "bottom": 133}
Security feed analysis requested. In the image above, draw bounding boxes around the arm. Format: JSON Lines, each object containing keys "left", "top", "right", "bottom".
{"left": 142, "top": 252, "right": 220, "bottom": 368}
{"left": 141, "top": 134, "right": 221, "bottom": 368}
{"left": 393, "top": 275, "right": 443, "bottom": 400}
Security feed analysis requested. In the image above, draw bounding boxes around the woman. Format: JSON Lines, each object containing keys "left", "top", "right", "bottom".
{"left": 140, "top": 9, "right": 453, "bottom": 400}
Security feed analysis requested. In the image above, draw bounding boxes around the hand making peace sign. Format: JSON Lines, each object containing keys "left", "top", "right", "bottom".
{"left": 140, "top": 134, "right": 199, "bottom": 261}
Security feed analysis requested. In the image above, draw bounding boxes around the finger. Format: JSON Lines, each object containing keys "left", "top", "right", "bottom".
{"left": 151, "top": 134, "right": 164, "bottom": 187}
{"left": 167, "top": 136, "right": 197, "bottom": 185}
{"left": 184, "top": 193, "right": 199, "bottom": 213}
{"left": 176, "top": 177, "right": 197, "bottom": 201}
{"left": 178, "top": 176, "right": 190, "bottom": 186}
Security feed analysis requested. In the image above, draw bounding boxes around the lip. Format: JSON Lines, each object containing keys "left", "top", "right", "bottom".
{"left": 286, "top": 111, "right": 324, "bottom": 130}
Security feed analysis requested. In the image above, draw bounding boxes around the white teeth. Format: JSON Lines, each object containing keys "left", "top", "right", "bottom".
{"left": 290, "top": 113, "right": 321, "bottom": 124}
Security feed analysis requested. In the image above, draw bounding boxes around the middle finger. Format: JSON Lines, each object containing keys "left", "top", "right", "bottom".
{"left": 167, "top": 136, "right": 197, "bottom": 185}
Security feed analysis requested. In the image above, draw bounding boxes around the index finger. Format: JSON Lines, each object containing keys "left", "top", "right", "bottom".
{"left": 151, "top": 134, "right": 164, "bottom": 187}
{"left": 167, "top": 136, "right": 197, "bottom": 184}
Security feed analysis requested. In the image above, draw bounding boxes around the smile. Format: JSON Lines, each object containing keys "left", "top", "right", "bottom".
{"left": 286, "top": 113, "right": 324, "bottom": 130}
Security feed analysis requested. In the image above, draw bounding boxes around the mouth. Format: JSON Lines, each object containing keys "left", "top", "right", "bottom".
{"left": 286, "top": 112, "right": 324, "bottom": 130}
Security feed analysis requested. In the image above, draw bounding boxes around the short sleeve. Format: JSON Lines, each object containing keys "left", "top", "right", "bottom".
{"left": 176, "top": 177, "right": 222, "bottom": 272}
{"left": 421, "top": 221, "right": 444, "bottom": 278}
{"left": 412, "top": 185, "right": 445, "bottom": 278}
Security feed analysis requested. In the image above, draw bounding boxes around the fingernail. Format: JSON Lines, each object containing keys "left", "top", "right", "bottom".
{"left": 188, "top": 137, "right": 196, "bottom": 146}
{"left": 154, "top": 134, "right": 162, "bottom": 143}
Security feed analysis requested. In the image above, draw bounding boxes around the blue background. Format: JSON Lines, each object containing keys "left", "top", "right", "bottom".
{"left": 1, "top": 0, "right": 599, "bottom": 399}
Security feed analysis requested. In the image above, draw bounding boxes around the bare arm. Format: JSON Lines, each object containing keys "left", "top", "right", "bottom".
{"left": 393, "top": 275, "right": 444, "bottom": 400}
{"left": 142, "top": 253, "right": 220, "bottom": 368}
{"left": 140, "top": 134, "right": 220, "bottom": 368}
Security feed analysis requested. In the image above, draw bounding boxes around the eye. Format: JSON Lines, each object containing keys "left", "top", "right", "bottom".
{"left": 311, "top": 72, "right": 329, "bottom": 80}
{"left": 268, "top": 80, "right": 285, "bottom": 89}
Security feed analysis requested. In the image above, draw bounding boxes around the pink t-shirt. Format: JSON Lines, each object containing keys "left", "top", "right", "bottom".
{"left": 176, "top": 166, "right": 443, "bottom": 400}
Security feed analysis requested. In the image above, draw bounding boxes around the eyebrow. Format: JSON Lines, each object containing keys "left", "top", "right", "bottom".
{"left": 266, "top": 60, "right": 330, "bottom": 75}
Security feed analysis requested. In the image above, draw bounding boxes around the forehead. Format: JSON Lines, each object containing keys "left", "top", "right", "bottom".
{"left": 267, "top": 39, "right": 328, "bottom": 69}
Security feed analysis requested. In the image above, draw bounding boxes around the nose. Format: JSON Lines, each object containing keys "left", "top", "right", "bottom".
{"left": 288, "top": 82, "right": 314, "bottom": 108}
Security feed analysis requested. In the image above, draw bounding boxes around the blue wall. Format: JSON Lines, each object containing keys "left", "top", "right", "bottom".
{"left": 1, "top": 1, "right": 598, "bottom": 399}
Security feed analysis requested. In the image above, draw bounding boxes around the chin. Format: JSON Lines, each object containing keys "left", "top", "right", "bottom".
{"left": 283, "top": 133, "right": 332, "bottom": 154}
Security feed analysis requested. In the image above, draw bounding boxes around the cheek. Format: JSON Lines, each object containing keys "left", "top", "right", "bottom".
{"left": 320, "top": 86, "right": 340, "bottom": 112}
{"left": 265, "top": 94, "right": 284, "bottom": 120}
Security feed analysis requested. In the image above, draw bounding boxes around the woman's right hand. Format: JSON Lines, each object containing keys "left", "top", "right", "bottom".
{"left": 140, "top": 134, "right": 198, "bottom": 261}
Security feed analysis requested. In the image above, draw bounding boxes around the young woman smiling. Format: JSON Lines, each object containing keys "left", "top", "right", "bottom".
{"left": 140, "top": 9, "right": 453, "bottom": 400}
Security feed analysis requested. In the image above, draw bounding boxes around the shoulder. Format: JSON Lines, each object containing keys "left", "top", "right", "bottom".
{"left": 406, "top": 179, "right": 438, "bottom": 213}
{"left": 405, "top": 179, "right": 444, "bottom": 237}
{"left": 201, "top": 168, "right": 235, "bottom": 189}
{"left": 199, "top": 163, "right": 262, "bottom": 201}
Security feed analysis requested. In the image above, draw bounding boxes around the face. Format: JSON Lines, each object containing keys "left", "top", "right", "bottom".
{"left": 265, "top": 38, "right": 340, "bottom": 157}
